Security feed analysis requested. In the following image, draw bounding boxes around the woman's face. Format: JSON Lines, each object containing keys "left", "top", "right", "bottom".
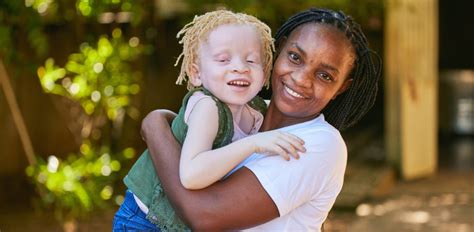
{"left": 270, "top": 23, "right": 355, "bottom": 123}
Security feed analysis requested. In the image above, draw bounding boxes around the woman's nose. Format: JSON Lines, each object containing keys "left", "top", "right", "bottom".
{"left": 291, "top": 69, "right": 311, "bottom": 87}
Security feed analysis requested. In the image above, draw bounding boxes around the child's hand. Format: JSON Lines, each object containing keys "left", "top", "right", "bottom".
{"left": 247, "top": 131, "right": 306, "bottom": 161}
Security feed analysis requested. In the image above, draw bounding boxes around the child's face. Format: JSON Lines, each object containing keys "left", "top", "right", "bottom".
{"left": 191, "top": 24, "right": 265, "bottom": 108}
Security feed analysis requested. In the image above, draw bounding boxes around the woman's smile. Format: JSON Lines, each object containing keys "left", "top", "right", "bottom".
{"left": 283, "top": 84, "right": 305, "bottom": 99}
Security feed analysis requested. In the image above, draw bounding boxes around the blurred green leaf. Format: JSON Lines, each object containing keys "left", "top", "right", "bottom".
{"left": 38, "top": 32, "right": 143, "bottom": 122}
{"left": 26, "top": 144, "right": 135, "bottom": 220}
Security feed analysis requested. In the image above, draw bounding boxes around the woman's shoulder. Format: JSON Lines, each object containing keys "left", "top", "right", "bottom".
{"left": 285, "top": 115, "right": 344, "bottom": 143}
{"left": 286, "top": 115, "right": 347, "bottom": 163}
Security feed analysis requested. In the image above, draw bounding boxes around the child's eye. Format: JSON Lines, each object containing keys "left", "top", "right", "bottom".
{"left": 215, "top": 54, "right": 230, "bottom": 63}
{"left": 246, "top": 55, "right": 260, "bottom": 64}
{"left": 288, "top": 52, "right": 300, "bottom": 63}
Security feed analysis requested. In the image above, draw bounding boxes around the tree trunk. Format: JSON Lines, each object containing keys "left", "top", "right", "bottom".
{"left": 0, "top": 59, "right": 36, "bottom": 166}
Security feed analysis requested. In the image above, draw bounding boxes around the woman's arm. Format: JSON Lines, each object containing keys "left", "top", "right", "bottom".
{"left": 140, "top": 109, "right": 177, "bottom": 140}
{"left": 143, "top": 110, "right": 279, "bottom": 230}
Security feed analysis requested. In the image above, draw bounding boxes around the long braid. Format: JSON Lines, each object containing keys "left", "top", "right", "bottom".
{"left": 275, "top": 8, "right": 382, "bottom": 130}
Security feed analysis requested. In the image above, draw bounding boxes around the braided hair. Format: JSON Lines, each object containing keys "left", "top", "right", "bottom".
{"left": 175, "top": 10, "right": 275, "bottom": 90}
{"left": 275, "top": 8, "right": 382, "bottom": 130}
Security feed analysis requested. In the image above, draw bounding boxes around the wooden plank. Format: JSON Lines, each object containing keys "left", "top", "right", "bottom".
{"left": 385, "top": 0, "right": 438, "bottom": 179}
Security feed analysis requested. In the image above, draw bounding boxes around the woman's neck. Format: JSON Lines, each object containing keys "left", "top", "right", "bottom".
{"left": 260, "top": 108, "right": 291, "bottom": 131}
{"left": 260, "top": 102, "right": 319, "bottom": 131}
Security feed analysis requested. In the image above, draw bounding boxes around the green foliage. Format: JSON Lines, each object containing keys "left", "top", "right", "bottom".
{"left": 183, "top": 0, "right": 384, "bottom": 29}
{"left": 13, "top": 0, "right": 154, "bottom": 223}
{"left": 0, "top": 0, "right": 153, "bottom": 66}
{"left": 38, "top": 29, "right": 144, "bottom": 121}
{"left": 23, "top": 0, "right": 149, "bottom": 26}
{"left": 0, "top": 1, "right": 48, "bottom": 64}
{"left": 26, "top": 142, "right": 135, "bottom": 220}
{"left": 75, "top": 0, "right": 147, "bottom": 25}
{"left": 30, "top": 28, "right": 146, "bottom": 222}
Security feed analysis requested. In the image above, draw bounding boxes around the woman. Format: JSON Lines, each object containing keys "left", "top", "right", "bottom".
{"left": 141, "top": 8, "right": 381, "bottom": 231}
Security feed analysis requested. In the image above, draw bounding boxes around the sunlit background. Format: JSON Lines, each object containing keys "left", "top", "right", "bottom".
{"left": 0, "top": 0, "right": 472, "bottom": 231}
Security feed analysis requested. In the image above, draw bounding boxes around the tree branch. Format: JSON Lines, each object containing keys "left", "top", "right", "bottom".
{"left": 0, "top": 58, "right": 36, "bottom": 165}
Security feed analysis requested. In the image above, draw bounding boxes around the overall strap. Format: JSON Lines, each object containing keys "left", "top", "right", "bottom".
{"left": 248, "top": 95, "right": 268, "bottom": 116}
{"left": 171, "top": 87, "right": 234, "bottom": 149}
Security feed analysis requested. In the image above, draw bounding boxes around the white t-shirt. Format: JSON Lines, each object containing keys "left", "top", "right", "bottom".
{"left": 240, "top": 114, "right": 347, "bottom": 232}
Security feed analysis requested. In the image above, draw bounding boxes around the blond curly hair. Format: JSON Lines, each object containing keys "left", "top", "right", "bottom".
{"left": 174, "top": 10, "right": 275, "bottom": 90}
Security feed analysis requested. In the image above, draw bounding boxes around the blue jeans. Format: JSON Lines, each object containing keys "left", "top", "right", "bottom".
{"left": 113, "top": 190, "right": 161, "bottom": 232}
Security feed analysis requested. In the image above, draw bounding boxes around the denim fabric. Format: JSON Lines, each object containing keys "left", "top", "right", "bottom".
{"left": 113, "top": 190, "right": 161, "bottom": 232}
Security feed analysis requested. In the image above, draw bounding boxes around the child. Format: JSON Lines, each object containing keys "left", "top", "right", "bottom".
{"left": 113, "top": 10, "right": 305, "bottom": 231}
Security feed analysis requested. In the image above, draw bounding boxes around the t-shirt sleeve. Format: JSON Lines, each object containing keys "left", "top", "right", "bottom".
{"left": 245, "top": 128, "right": 347, "bottom": 217}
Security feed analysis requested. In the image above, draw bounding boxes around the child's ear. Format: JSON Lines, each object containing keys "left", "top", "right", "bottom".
{"left": 190, "top": 63, "right": 202, "bottom": 87}
{"left": 332, "top": 78, "right": 353, "bottom": 100}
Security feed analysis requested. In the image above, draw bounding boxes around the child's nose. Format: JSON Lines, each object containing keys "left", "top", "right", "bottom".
{"left": 231, "top": 59, "right": 250, "bottom": 73}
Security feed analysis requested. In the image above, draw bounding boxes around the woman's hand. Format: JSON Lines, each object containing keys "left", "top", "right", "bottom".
{"left": 141, "top": 109, "right": 177, "bottom": 142}
{"left": 245, "top": 131, "right": 306, "bottom": 161}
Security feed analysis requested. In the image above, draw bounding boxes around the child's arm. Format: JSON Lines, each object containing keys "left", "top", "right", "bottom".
{"left": 179, "top": 98, "right": 305, "bottom": 190}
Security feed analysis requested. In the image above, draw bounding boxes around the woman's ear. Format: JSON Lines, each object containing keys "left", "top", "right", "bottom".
{"left": 189, "top": 63, "right": 202, "bottom": 87}
{"left": 332, "top": 78, "right": 353, "bottom": 100}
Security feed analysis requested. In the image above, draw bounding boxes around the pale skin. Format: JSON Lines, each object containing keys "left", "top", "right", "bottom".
{"left": 143, "top": 23, "right": 356, "bottom": 230}
{"left": 178, "top": 24, "right": 305, "bottom": 190}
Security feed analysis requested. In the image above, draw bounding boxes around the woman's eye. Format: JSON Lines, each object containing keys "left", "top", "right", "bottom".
{"left": 247, "top": 59, "right": 255, "bottom": 64}
{"left": 318, "top": 73, "right": 333, "bottom": 82}
{"left": 288, "top": 52, "right": 300, "bottom": 63}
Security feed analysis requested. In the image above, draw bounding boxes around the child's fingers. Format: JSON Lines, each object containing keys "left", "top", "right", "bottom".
{"left": 275, "top": 139, "right": 300, "bottom": 160}
{"left": 279, "top": 132, "right": 306, "bottom": 153}
{"left": 285, "top": 132, "right": 305, "bottom": 145}
{"left": 273, "top": 145, "right": 290, "bottom": 161}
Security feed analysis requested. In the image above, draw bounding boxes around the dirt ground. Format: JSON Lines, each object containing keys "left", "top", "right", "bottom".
{"left": 325, "top": 170, "right": 474, "bottom": 232}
